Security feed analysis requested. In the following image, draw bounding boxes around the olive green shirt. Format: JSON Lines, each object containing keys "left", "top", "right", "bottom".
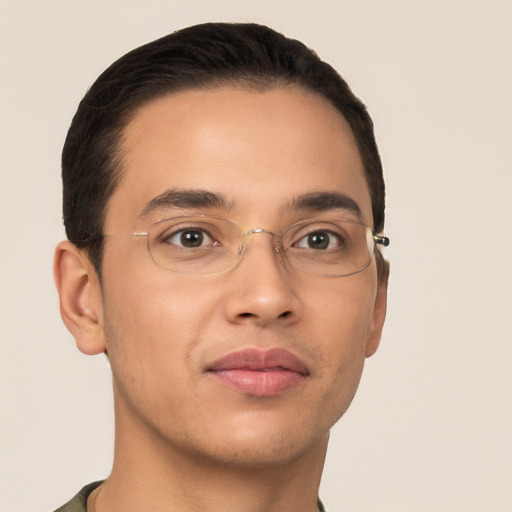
{"left": 53, "top": 481, "right": 327, "bottom": 511}
{"left": 53, "top": 481, "right": 102, "bottom": 512}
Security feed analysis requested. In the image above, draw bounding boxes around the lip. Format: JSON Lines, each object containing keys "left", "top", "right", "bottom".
{"left": 207, "top": 348, "right": 309, "bottom": 397}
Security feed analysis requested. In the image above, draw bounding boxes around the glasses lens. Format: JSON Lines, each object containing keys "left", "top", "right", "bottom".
{"left": 148, "top": 216, "right": 242, "bottom": 274}
{"left": 146, "top": 216, "right": 377, "bottom": 277}
{"left": 282, "top": 219, "right": 374, "bottom": 277}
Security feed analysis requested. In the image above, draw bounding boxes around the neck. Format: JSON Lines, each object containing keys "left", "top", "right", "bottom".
{"left": 94, "top": 391, "right": 328, "bottom": 512}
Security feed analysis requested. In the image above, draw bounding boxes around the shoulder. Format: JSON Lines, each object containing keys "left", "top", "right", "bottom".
{"left": 52, "top": 481, "right": 103, "bottom": 512}
{"left": 318, "top": 498, "right": 328, "bottom": 512}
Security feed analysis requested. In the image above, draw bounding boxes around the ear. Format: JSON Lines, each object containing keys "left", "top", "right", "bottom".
{"left": 54, "top": 240, "right": 106, "bottom": 355}
{"left": 365, "top": 274, "right": 388, "bottom": 358}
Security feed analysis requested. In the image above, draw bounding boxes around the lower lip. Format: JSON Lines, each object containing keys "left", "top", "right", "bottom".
{"left": 210, "top": 369, "right": 305, "bottom": 397}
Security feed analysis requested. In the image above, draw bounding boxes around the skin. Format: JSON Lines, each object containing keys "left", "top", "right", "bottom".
{"left": 55, "top": 86, "right": 387, "bottom": 512}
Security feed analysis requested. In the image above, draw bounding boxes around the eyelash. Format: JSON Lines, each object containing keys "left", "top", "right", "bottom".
{"left": 293, "top": 229, "right": 345, "bottom": 250}
{"left": 161, "top": 227, "right": 219, "bottom": 248}
{"left": 159, "top": 225, "right": 348, "bottom": 251}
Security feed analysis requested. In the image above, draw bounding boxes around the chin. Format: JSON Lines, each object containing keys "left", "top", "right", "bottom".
{"left": 182, "top": 420, "right": 330, "bottom": 470}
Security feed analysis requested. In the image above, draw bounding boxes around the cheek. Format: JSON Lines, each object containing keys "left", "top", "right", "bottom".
{"left": 309, "top": 271, "right": 377, "bottom": 351}
{"left": 306, "top": 273, "right": 377, "bottom": 411}
{"left": 103, "top": 276, "right": 219, "bottom": 355}
{"left": 101, "top": 270, "right": 227, "bottom": 432}
{"left": 100, "top": 248, "right": 222, "bottom": 384}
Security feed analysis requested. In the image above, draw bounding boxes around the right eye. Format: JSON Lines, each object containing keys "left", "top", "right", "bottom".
{"left": 163, "top": 228, "right": 217, "bottom": 248}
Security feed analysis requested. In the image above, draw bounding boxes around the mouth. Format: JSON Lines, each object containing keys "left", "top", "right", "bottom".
{"left": 207, "top": 348, "right": 309, "bottom": 397}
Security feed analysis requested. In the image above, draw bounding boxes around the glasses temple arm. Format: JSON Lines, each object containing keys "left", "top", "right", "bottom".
{"left": 374, "top": 234, "right": 390, "bottom": 247}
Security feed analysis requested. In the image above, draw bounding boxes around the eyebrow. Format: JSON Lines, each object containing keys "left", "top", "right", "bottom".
{"left": 283, "top": 191, "right": 362, "bottom": 218}
{"left": 139, "top": 188, "right": 361, "bottom": 220}
{"left": 139, "top": 189, "right": 232, "bottom": 217}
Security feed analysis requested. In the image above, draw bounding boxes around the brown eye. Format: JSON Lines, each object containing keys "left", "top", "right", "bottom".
{"left": 164, "top": 229, "right": 214, "bottom": 248}
{"left": 295, "top": 230, "right": 342, "bottom": 250}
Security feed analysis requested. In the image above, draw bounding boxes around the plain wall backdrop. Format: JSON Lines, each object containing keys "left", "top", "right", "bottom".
{"left": 1, "top": 1, "right": 511, "bottom": 511}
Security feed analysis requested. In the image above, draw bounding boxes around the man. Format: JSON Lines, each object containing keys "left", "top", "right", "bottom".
{"left": 53, "top": 22, "right": 389, "bottom": 512}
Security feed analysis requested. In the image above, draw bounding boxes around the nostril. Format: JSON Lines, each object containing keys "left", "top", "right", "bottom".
{"left": 279, "top": 310, "right": 292, "bottom": 319}
{"left": 239, "top": 312, "right": 255, "bottom": 318}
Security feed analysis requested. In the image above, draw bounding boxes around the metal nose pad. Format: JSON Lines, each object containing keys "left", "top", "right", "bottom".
{"left": 237, "top": 228, "right": 281, "bottom": 257}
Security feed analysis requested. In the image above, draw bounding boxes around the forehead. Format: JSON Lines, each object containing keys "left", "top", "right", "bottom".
{"left": 105, "top": 86, "right": 372, "bottom": 231}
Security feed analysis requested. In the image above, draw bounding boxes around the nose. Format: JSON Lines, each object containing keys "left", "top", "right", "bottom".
{"left": 223, "top": 231, "right": 302, "bottom": 327}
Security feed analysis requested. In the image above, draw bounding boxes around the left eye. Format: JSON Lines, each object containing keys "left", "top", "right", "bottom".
{"left": 295, "top": 230, "right": 343, "bottom": 250}
{"left": 164, "top": 228, "right": 215, "bottom": 248}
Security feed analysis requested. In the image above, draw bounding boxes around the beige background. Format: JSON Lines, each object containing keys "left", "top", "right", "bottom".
{"left": 1, "top": 1, "right": 511, "bottom": 511}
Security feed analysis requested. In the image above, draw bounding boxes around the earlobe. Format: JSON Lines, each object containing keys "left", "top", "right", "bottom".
{"left": 54, "top": 241, "right": 106, "bottom": 355}
{"left": 365, "top": 274, "right": 388, "bottom": 358}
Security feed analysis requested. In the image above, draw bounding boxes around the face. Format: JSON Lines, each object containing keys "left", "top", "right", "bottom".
{"left": 98, "top": 86, "right": 385, "bottom": 467}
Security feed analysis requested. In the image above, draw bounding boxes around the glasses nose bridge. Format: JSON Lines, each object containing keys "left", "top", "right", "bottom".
{"left": 238, "top": 227, "right": 282, "bottom": 256}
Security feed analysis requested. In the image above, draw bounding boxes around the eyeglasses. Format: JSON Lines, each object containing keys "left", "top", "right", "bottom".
{"left": 104, "top": 215, "right": 389, "bottom": 277}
